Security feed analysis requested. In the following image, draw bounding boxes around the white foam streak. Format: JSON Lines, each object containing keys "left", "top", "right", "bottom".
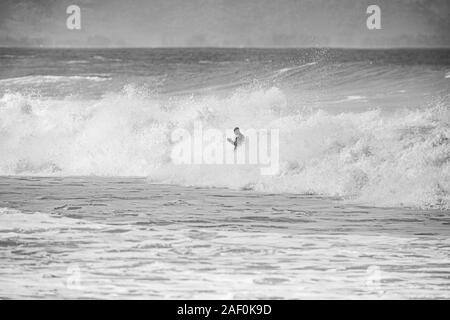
{"left": 0, "top": 75, "right": 111, "bottom": 85}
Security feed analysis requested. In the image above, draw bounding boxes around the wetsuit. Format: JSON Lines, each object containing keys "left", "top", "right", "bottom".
{"left": 233, "top": 133, "right": 245, "bottom": 150}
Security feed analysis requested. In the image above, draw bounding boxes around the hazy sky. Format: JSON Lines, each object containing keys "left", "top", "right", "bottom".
{"left": 0, "top": 0, "right": 448, "bottom": 48}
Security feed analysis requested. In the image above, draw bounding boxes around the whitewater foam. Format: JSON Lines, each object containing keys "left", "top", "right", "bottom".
{"left": 0, "top": 86, "right": 448, "bottom": 209}
{"left": 0, "top": 207, "right": 106, "bottom": 233}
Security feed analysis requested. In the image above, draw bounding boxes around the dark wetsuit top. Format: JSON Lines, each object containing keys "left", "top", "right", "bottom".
{"left": 233, "top": 133, "right": 245, "bottom": 150}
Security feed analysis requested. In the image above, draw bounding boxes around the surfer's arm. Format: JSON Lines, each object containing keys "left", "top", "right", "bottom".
{"left": 227, "top": 137, "right": 238, "bottom": 150}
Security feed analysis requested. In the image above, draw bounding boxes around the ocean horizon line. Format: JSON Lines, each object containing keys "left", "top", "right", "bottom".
{"left": 1, "top": 45, "right": 450, "bottom": 50}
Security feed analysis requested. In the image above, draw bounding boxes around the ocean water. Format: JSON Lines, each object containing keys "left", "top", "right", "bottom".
{"left": 0, "top": 48, "right": 449, "bottom": 298}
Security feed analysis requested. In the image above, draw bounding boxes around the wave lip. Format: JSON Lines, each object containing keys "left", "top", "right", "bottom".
{"left": 0, "top": 75, "right": 111, "bottom": 85}
{"left": 67, "top": 60, "right": 90, "bottom": 64}
{"left": 276, "top": 61, "right": 318, "bottom": 74}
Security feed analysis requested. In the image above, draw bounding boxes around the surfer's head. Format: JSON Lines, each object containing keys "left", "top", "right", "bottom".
{"left": 234, "top": 127, "right": 240, "bottom": 135}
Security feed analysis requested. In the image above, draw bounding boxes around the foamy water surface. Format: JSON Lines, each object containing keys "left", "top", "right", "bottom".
{"left": 0, "top": 176, "right": 449, "bottom": 299}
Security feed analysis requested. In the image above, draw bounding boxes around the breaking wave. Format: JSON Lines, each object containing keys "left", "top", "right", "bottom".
{"left": 0, "top": 86, "right": 448, "bottom": 209}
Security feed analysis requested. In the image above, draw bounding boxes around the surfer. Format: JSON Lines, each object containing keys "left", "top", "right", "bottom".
{"left": 227, "top": 127, "right": 245, "bottom": 150}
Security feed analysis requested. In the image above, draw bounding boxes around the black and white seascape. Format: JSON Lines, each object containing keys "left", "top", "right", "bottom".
{"left": 0, "top": 0, "right": 449, "bottom": 299}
